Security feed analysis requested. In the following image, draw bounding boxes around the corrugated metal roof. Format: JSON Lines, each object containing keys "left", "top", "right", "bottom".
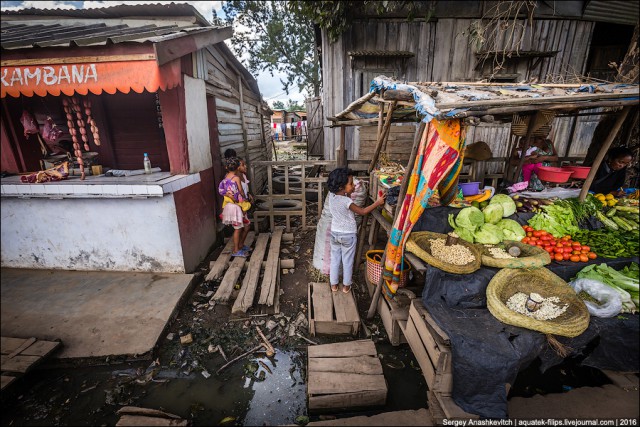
{"left": 0, "top": 21, "right": 203, "bottom": 49}
{"left": 582, "top": 1, "right": 639, "bottom": 26}
{"left": 1, "top": 2, "right": 211, "bottom": 26}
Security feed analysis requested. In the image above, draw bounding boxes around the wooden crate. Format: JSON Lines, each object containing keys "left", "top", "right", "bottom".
{"left": 308, "top": 282, "right": 360, "bottom": 336}
{"left": 402, "top": 300, "right": 478, "bottom": 422}
{"left": 365, "top": 277, "right": 408, "bottom": 346}
{"left": 307, "top": 340, "right": 387, "bottom": 411}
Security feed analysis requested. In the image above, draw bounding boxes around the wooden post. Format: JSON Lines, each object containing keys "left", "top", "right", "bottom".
{"left": 579, "top": 106, "right": 631, "bottom": 201}
{"left": 377, "top": 92, "right": 385, "bottom": 142}
{"left": 368, "top": 101, "right": 397, "bottom": 174}
{"left": 337, "top": 126, "right": 347, "bottom": 167}
{"left": 511, "top": 111, "right": 539, "bottom": 183}
{"left": 367, "top": 121, "right": 426, "bottom": 320}
{"left": 355, "top": 213, "right": 370, "bottom": 273}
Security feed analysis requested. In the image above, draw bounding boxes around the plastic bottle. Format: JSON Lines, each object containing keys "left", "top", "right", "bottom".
{"left": 144, "top": 153, "right": 152, "bottom": 174}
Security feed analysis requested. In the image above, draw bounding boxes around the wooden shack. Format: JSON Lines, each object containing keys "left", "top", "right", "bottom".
{"left": 317, "top": 1, "right": 638, "bottom": 169}
{"left": 0, "top": 3, "right": 272, "bottom": 273}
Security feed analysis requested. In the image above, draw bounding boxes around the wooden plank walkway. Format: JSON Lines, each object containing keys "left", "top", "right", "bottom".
{"left": 1, "top": 336, "right": 62, "bottom": 390}
{"left": 207, "top": 232, "right": 255, "bottom": 282}
{"left": 232, "top": 233, "right": 271, "bottom": 314}
{"left": 211, "top": 234, "right": 255, "bottom": 304}
{"left": 258, "top": 227, "right": 284, "bottom": 306}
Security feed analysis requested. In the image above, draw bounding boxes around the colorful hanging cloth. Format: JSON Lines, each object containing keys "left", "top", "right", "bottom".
{"left": 382, "top": 118, "right": 466, "bottom": 300}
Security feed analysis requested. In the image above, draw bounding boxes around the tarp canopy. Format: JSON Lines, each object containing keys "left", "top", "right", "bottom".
{"left": 1, "top": 58, "right": 181, "bottom": 98}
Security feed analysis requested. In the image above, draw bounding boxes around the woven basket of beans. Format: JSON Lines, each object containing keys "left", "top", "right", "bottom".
{"left": 479, "top": 241, "right": 551, "bottom": 269}
{"left": 486, "top": 267, "right": 590, "bottom": 337}
{"left": 406, "top": 231, "right": 481, "bottom": 274}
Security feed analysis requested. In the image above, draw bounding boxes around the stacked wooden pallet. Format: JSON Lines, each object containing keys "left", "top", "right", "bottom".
{"left": 402, "top": 300, "right": 478, "bottom": 423}
{"left": 207, "top": 227, "right": 286, "bottom": 313}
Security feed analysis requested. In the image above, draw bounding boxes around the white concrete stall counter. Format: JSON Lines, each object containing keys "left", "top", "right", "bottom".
{"left": 1, "top": 172, "right": 206, "bottom": 273}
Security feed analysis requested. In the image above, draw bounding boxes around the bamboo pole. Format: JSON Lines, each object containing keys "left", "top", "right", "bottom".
{"left": 579, "top": 106, "right": 631, "bottom": 201}
{"left": 367, "top": 121, "right": 426, "bottom": 320}
{"left": 368, "top": 101, "right": 397, "bottom": 174}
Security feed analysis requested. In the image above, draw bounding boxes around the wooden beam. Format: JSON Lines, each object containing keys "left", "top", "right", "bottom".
{"left": 154, "top": 27, "right": 233, "bottom": 66}
{"left": 437, "top": 92, "right": 637, "bottom": 110}
{"left": 579, "top": 106, "right": 631, "bottom": 201}
{"left": 368, "top": 101, "right": 397, "bottom": 174}
{"left": 367, "top": 121, "right": 426, "bottom": 320}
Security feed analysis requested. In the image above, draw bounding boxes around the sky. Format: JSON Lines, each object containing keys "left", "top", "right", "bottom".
{"left": 0, "top": 0, "right": 305, "bottom": 107}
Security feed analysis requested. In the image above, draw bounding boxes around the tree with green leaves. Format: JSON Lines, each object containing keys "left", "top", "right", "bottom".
{"left": 222, "top": 1, "right": 321, "bottom": 97}
{"left": 285, "top": 99, "right": 305, "bottom": 112}
{"left": 271, "top": 100, "right": 285, "bottom": 110}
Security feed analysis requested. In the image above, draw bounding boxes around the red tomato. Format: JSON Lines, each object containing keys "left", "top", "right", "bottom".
{"left": 570, "top": 255, "right": 580, "bottom": 262}
{"left": 588, "top": 252, "right": 597, "bottom": 259}
{"left": 556, "top": 243, "right": 564, "bottom": 248}
{"left": 581, "top": 245, "right": 590, "bottom": 252}
{"left": 522, "top": 237, "right": 529, "bottom": 244}
{"left": 572, "top": 250, "right": 581, "bottom": 255}
{"left": 545, "top": 247, "right": 555, "bottom": 254}
{"left": 579, "top": 254, "right": 589, "bottom": 263}
{"left": 554, "top": 253, "right": 564, "bottom": 261}
{"left": 541, "top": 235, "right": 550, "bottom": 241}
{"left": 563, "top": 247, "right": 573, "bottom": 253}
{"left": 554, "top": 247, "right": 563, "bottom": 254}
{"left": 533, "top": 231, "right": 542, "bottom": 237}
{"left": 540, "top": 230, "right": 548, "bottom": 236}
{"left": 563, "top": 253, "right": 571, "bottom": 260}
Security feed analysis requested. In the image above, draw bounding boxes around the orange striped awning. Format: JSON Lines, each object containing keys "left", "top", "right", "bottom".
{"left": 1, "top": 58, "right": 181, "bottom": 98}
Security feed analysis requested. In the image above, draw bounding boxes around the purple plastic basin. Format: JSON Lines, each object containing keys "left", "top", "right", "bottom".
{"left": 460, "top": 182, "right": 481, "bottom": 196}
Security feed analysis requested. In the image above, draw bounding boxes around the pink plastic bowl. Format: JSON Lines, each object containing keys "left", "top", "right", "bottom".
{"left": 561, "top": 166, "right": 591, "bottom": 180}
{"left": 536, "top": 166, "right": 574, "bottom": 183}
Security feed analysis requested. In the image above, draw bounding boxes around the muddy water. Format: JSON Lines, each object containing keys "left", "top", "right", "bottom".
{"left": 1, "top": 341, "right": 426, "bottom": 426}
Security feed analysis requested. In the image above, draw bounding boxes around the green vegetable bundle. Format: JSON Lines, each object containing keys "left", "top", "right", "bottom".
{"left": 572, "top": 229, "right": 639, "bottom": 258}
{"left": 528, "top": 203, "right": 579, "bottom": 238}
{"left": 574, "top": 263, "right": 639, "bottom": 313}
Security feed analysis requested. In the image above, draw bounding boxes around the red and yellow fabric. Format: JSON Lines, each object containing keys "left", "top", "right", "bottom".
{"left": 382, "top": 119, "right": 466, "bottom": 300}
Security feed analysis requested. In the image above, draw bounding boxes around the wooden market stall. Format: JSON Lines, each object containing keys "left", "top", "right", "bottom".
{"left": 0, "top": 4, "right": 273, "bottom": 273}
{"left": 330, "top": 76, "right": 639, "bottom": 419}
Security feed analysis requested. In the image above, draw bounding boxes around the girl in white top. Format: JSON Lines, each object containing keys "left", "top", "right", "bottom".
{"left": 327, "top": 168, "right": 385, "bottom": 293}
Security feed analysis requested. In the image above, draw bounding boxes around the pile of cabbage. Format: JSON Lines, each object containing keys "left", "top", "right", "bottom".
{"left": 448, "top": 194, "right": 524, "bottom": 244}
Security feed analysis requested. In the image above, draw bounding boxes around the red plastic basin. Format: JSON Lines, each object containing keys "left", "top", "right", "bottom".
{"left": 536, "top": 166, "right": 574, "bottom": 183}
{"left": 561, "top": 166, "right": 591, "bottom": 180}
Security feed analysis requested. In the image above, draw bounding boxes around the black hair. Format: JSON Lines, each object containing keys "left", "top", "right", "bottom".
{"left": 223, "top": 156, "right": 241, "bottom": 172}
{"left": 608, "top": 146, "right": 633, "bottom": 161}
{"left": 327, "top": 167, "right": 354, "bottom": 193}
{"left": 224, "top": 148, "right": 237, "bottom": 159}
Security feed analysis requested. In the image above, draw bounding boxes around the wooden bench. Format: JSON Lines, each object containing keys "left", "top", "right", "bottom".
{"left": 308, "top": 282, "right": 360, "bottom": 336}
{"left": 307, "top": 340, "right": 387, "bottom": 411}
